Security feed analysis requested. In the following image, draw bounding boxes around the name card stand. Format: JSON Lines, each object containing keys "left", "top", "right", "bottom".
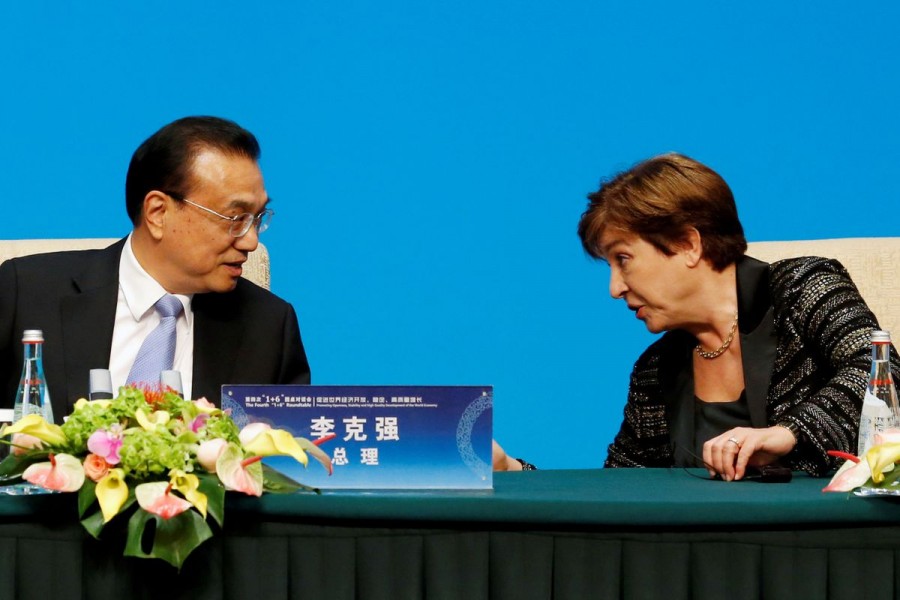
{"left": 222, "top": 385, "right": 493, "bottom": 490}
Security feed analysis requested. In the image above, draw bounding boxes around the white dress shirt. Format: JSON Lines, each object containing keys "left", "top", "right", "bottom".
{"left": 109, "top": 234, "right": 195, "bottom": 399}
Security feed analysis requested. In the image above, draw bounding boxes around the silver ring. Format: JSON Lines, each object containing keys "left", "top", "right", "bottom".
{"left": 727, "top": 437, "right": 740, "bottom": 446}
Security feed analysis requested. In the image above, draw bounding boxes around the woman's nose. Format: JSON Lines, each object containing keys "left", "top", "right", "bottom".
{"left": 609, "top": 270, "right": 628, "bottom": 299}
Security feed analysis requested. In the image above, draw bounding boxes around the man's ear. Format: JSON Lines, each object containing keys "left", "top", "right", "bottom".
{"left": 681, "top": 227, "right": 704, "bottom": 268}
{"left": 142, "top": 191, "right": 169, "bottom": 241}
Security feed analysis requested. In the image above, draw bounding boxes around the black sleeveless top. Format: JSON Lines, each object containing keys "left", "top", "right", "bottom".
{"left": 676, "top": 391, "right": 751, "bottom": 467}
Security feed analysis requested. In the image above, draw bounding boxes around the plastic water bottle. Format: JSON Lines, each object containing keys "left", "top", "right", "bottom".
{"left": 12, "top": 330, "right": 54, "bottom": 424}
{"left": 857, "top": 330, "right": 900, "bottom": 455}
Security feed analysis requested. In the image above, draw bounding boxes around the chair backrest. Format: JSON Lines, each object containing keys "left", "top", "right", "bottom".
{"left": 0, "top": 238, "right": 271, "bottom": 290}
{"left": 747, "top": 238, "right": 900, "bottom": 336}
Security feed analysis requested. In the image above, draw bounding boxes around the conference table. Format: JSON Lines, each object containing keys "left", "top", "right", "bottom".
{"left": 0, "top": 468, "right": 897, "bottom": 600}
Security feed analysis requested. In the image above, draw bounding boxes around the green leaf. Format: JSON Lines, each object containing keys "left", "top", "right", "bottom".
{"left": 174, "top": 430, "right": 200, "bottom": 445}
{"left": 78, "top": 480, "right": 97, "bottom": 517}
{"left": 0, "top": 450, "right": 48, "bottom": 481}
{"left": 876, "top": 465, "right": 900, "bottom": 488}
{"left": 124, "top": 508, "right": 213, "bottom": 570}
{"left": 81, "top": 494, "right": 136, "bottom": 539}
{"left": 197, "top": 472, "right": 226, "bottom": 528}
{"left": 262, "top": 464, "right": 319, "bottom": 494}
{"left": 81, "top": 508, "right": 107, "bottom": 539}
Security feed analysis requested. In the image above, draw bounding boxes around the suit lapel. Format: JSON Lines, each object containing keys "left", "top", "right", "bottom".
{"left": 192, "top": 292, "right": 242, "bottom": 403}
{"left": 735, "top": 256, "right": 778, "bottom": 428}
{"left": 661, "top": 331, "right": 698, "bottom": 465}
{"left": 740, "top": 308, "right": 778, "bottom": 428}
{"left": 59, "top": 239, "right": 125, "bottom": 406}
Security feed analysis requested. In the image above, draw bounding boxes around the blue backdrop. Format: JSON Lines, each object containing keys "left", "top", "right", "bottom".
{"left": 3, "top": 2, "right": 898, "bottom": 468}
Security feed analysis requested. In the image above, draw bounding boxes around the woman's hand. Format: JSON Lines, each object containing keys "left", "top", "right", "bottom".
{"left": 492, "top": 440, "right": 523, "bottom": 472}
{"left": 702, "top": 425, "right": 797, "bottom": 481}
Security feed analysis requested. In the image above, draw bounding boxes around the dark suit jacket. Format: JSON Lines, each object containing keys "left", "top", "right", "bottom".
{"left": 0, "top": 238, "right": 310, "bottom": 420}
{"left": 604, "top": 255, "right": 900, "bottom": 476}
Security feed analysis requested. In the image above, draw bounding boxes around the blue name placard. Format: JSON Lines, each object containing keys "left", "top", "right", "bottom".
{"left": 221, "top": 385, "right": 493, "bottom": 489}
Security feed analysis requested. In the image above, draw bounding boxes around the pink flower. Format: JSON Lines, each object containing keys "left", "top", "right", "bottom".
{"left": 135, "top": 482, "right": 193, "bottom": 519}
{"left": 87, "top": 426, "right": 123, "bottom": 465}
{"left": 197, "top": 438, "right": 228, "bottom": 473}
{"left": 823, "top": 456, "right": 871, "bottom": 492}
{"left": 11, "top": 433, "right": 44, "bottom": 456}
{"left": 83, "top": 453, "right": 111, "bottom": 482}
{"left": 874, "top": 429, "right": 900, "bottom": 445}
{"left": 23, "top": 453, "right": 85, "bottom": 492}
{"left": 190, "top": 413, "right": 209, "bottom": 433}
{"left": 216, "top": 444, "right": 264, "bottom": 496}
{"left": 238, "top": 422, "right": 271, "bottom": 446}
{"left": 193, "top": 397, "right": 217, "bottom": 412}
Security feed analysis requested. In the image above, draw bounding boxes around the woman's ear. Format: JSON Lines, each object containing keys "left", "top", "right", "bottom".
{"left": 681, "top": 227, "right": 704, "bottom": 268}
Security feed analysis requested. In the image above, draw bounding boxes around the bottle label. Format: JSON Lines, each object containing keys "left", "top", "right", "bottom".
{"left": 858, "top": 390, "right": 895, "bottom": 456}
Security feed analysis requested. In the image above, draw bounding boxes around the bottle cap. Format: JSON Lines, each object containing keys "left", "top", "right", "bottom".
{"left": 872, "top": 330, "right": 892, "bottom": 343}
{"left": 89, "top": 369, "right": 114, "bottom": 397}
{"left": 160, "top": 370, "right": 184, "bottom": 396}
{"left": 22, "top": 329, "right": 44, "bottom": 343}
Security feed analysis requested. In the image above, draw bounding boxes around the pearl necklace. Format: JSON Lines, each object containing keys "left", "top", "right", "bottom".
{"left": 695, "top": 312, "right": 739, "bottom": 360}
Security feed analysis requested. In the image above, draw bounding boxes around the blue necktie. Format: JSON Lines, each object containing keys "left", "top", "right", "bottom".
{"left": 126, "top": 295, "right": 183, "bottom": 387}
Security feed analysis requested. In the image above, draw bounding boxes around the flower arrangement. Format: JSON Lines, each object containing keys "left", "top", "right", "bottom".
{"left": 0, "top": 386, "right": 332, "bottom": 569}
{"left": 823, "top": 430, "right": 900, "bottom": 494}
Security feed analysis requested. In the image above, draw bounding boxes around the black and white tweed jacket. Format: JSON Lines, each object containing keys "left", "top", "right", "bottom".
{"left": 604, "top": 255, "right": 900, "bottom": 476}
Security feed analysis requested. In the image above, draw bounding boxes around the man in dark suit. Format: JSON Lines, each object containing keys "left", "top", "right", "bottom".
{"left": 0, "top": 116, "right": 310, "bottom": 421}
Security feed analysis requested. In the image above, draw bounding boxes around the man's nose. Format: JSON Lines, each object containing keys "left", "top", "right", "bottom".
{"left": 234, "top": 224, "right": 260, "bottom": 252}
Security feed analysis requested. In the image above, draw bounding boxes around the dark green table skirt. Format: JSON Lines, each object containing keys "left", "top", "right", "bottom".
{"left": 1, "top": 469, "right": 898, "bottom": 600}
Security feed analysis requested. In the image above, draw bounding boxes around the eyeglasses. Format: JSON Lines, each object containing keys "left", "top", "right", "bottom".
{"left": 165, "top": 192, "right": 274, "bottom": 238}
